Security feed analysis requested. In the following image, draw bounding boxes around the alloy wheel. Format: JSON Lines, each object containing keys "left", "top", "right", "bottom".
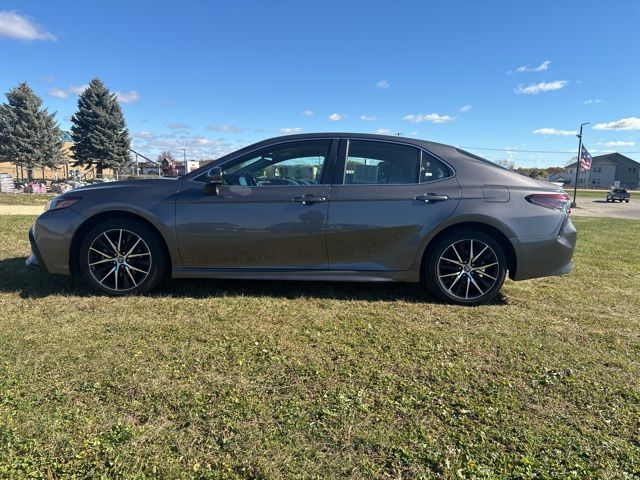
{"left": 87, "top": 229, "right": 152, "bottom": 292}
{"left": 436, "top": 239, "right": 500, "bottom": 301}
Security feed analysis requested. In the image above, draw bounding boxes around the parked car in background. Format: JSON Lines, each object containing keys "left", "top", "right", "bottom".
{"left": 26, "top": 133, "right": 577, "bottom": 305}
{"left": 606, "top": 188, "right": 630, "bottom": 203}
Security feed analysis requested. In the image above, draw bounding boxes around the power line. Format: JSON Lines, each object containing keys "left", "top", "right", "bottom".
{"left": 459, "top": 145, "right": 640, "bottom": 155}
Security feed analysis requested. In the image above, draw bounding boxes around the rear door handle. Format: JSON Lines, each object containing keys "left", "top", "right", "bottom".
{"left": 292, "top": 194, "right": 327, "bottom": 205}
{"left": 415, "top": 193, "right": 449, "bottom": 203}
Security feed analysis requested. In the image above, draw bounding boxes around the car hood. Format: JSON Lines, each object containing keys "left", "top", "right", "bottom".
{"left": 74, "top": 178, "right": 179, "bottom": 192}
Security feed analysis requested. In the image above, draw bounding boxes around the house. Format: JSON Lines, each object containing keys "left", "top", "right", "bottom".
{"left": 547, "top": 172, "right": 571, "bottom": 185}
{"left": 138, "top": 159, "right": 201, "bottom": 176}
{"left": 563, "top": 152, "right": 640, "bottom": 189}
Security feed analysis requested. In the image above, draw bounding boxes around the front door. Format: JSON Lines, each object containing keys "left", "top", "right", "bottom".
{"left": 175, "top": 139, "right": 337, "bottom": 269}
{"left": 326, "top": 138, "right": 461, "bottom": 271}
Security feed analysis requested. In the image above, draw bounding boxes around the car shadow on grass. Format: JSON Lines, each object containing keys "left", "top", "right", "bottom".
{"left": 0, "top": 257, "right": 508, "bottom": 306}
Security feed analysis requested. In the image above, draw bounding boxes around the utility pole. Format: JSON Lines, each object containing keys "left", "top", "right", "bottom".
{"left": 571, "top": 122, "right": 590, "bottom": 208}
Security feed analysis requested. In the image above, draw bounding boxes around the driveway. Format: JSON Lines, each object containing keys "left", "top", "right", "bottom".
{"left": 0, "top": 205, "right": 44, "bottom": 216}
{"left": 571, "top": 199, "right": 640, "bottom": 220}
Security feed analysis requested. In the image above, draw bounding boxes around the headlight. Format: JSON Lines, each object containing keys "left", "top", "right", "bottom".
{"left": 45, "top": 196, "right": 80, "bottom": 211}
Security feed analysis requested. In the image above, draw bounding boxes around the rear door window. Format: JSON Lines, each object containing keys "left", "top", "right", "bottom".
{"left": 344, "top": 140, "right": 420, "bottom": 185}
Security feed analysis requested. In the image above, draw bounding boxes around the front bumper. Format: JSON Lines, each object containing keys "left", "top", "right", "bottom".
{"left": 27, "top": 226, "right": 48, "bottom": 272}
{"left": 26, "top": 207, "right": 85, "bottom": 276}
{"left": 512, "top": 215, "right": 577, "bottom": 281}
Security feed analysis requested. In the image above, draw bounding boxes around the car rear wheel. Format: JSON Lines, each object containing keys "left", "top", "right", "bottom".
{"left": 79, "top": 218, "right": 166, "bottom": 295}
{"left": 425, "top": 230, "right": 507, "bottom": 305}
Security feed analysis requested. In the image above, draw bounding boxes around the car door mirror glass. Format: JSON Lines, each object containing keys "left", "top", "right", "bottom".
{"left": 206, "top": 167, "right": 223, "bottom": 184}
{"left": 204, "top": 167, "right": 223, "bottom": 195}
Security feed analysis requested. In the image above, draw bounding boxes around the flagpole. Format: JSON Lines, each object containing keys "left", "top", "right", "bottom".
{"left": 571, "top": 122, "right": 590, "bottom": 208}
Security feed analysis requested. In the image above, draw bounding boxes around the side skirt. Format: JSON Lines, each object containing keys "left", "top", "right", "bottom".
{"left": 171, "top": 268, "right": 417, "bottom": 283}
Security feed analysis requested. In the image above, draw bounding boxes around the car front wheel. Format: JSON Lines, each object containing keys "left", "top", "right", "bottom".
{"left": 425, "top": 230, "right": 508, "bottom": 305}
{"left": 78, "top": 218, "right": 167, "bottom": 295}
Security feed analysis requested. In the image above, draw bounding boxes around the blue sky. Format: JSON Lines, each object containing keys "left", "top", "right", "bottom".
{"left": 1, "top": 1, "right": 639, "bottom": 166}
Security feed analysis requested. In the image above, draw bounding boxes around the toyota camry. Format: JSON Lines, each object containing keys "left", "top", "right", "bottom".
{"left": 27, "top": 133, "right": 576, "bottom": 305}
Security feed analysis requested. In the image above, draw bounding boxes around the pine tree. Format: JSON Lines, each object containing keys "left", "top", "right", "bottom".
{"left": 70, "top": 78, "right": 131, "bottom": 177}
{"left": 40, "top": 110, "right": 65, "bottom": 171}
{"left": 0, "top": 82, "right": 61, "bottom": 182}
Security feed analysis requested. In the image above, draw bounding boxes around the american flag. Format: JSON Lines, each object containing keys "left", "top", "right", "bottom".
{"left": 580, "top": 145, "right": 592, "bottom": 172}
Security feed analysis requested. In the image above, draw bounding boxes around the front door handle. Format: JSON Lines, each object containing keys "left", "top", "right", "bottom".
{"left": 292, "top": 194, "right": 327, "bottom": 205}
{"left": 415, "top": 193, "right": 449, "bottom": 203}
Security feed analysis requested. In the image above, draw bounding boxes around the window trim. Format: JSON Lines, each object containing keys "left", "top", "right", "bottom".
{"left": 334, "top": 137, "right": 455, "bottom": 186}
{"left": 190, "top": 138, "right": 338, "bottom": 185}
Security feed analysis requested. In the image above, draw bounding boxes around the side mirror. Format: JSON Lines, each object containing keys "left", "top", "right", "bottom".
{"left": 203, "top": 167, "right": 223, "bottom": 195}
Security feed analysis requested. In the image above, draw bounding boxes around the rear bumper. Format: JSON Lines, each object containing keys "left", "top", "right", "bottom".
{"left": 512, "top": 216, "right": 577, "bottom": 281}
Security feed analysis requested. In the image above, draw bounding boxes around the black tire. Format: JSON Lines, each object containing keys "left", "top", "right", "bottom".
{"left": 424, "top": 230, "right": 508, "bottom": 305}
{"left": 78, "top": 218, "right": 167, "bottom": 295}
{"left": 625, "top": 199, "right": 629, "bottom": 203}
{"left": 606, "top": 197, "right": 610, "bottom": 202}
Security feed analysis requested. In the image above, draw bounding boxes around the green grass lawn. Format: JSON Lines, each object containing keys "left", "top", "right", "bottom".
{"left": 0, "top": 192, "right": 54, "bottom": 206}
{"left": 0, "top": 215, "right": 638, "bottom": 478}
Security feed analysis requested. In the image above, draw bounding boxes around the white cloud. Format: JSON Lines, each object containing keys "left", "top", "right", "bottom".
{"left": 302, "top": 110, "right": 314, "bottom": 116}
{"left": 0, "top": 11, "right": 56, "bottom": 41}
{"left": 515, "top": 80, "right": 568, "bottom": 95}
{"left": 328, "top": 113, "right": 344, "bottom": 121}
{"left": 48, "top": 87, "right": 67, "bottom": 99}
{"left": 68, "top": 84, "right": 88, "bottom": 95}
{"left": 132, "top": 132, "right": 239, "bottom": 160}
{"left": 167, "top": 122, "right": 189, "bottom": 130}
{"left": 533, "top": 128, "right": 577, "bottom": 136}
{"left": 515, "top": 60, "right": 551, "bottom": 73}
{"left": 47, "top": 84, "right": 88, "bottom": 99}
{"left": 593, "top": 117, "right": 640, "bottom": 131}
{"left": 459, "top": 104, "right": 472, "bottom": 113}
{"left": 279, "top": 127, "right": 303, "bottom": 134}
{"left": 375, "top": 128, "right": 392, "bottom": 135}
{"left": 583, "top": 98, "right": 602, "bottom": 105}
{"left": 133, "top": 131, "right": 155, "bottom": 139}
{"left": 600, "top": 140, "right": 635, "bottom": 147}
{"left": 375, "top": 80, "right": 390, "bottom": 89}
{"left": 115, "top": 90, "right": 139, "bottom": 104}
{"left": 402, "top": 113, "right": 455, "bottom": 124}
{"left": 360, "top": 114, "right": 377, "bottom": 121}
{"left": 207, "top": 124, "right": 245, "bottom": 133}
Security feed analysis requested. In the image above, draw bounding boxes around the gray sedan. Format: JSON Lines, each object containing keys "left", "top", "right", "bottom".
{"left": 27, "top": 133, "right": 576, "bottom": 305}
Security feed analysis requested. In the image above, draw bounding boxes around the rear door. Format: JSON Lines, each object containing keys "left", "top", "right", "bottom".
{"left": 175, "top": 139, "right": 337, "bottom": 269}
{"left": 326, "top": 138, "right": 461, "bottom": 271}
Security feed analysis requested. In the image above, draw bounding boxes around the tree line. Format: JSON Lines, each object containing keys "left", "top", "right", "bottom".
{"left": 0, "top": 78, "right": 131, "bottom": 182}
{"left": 494, "top": 159, "right": 565, "bottom": 179}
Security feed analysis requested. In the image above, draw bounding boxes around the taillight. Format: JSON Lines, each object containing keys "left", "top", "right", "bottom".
{"left": 526, "top": 193, "right": 571, "bottom": 213}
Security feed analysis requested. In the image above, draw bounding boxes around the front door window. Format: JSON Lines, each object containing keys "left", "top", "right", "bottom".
{"left": 223, "top": 140, "right": 331, "bottom": 186}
